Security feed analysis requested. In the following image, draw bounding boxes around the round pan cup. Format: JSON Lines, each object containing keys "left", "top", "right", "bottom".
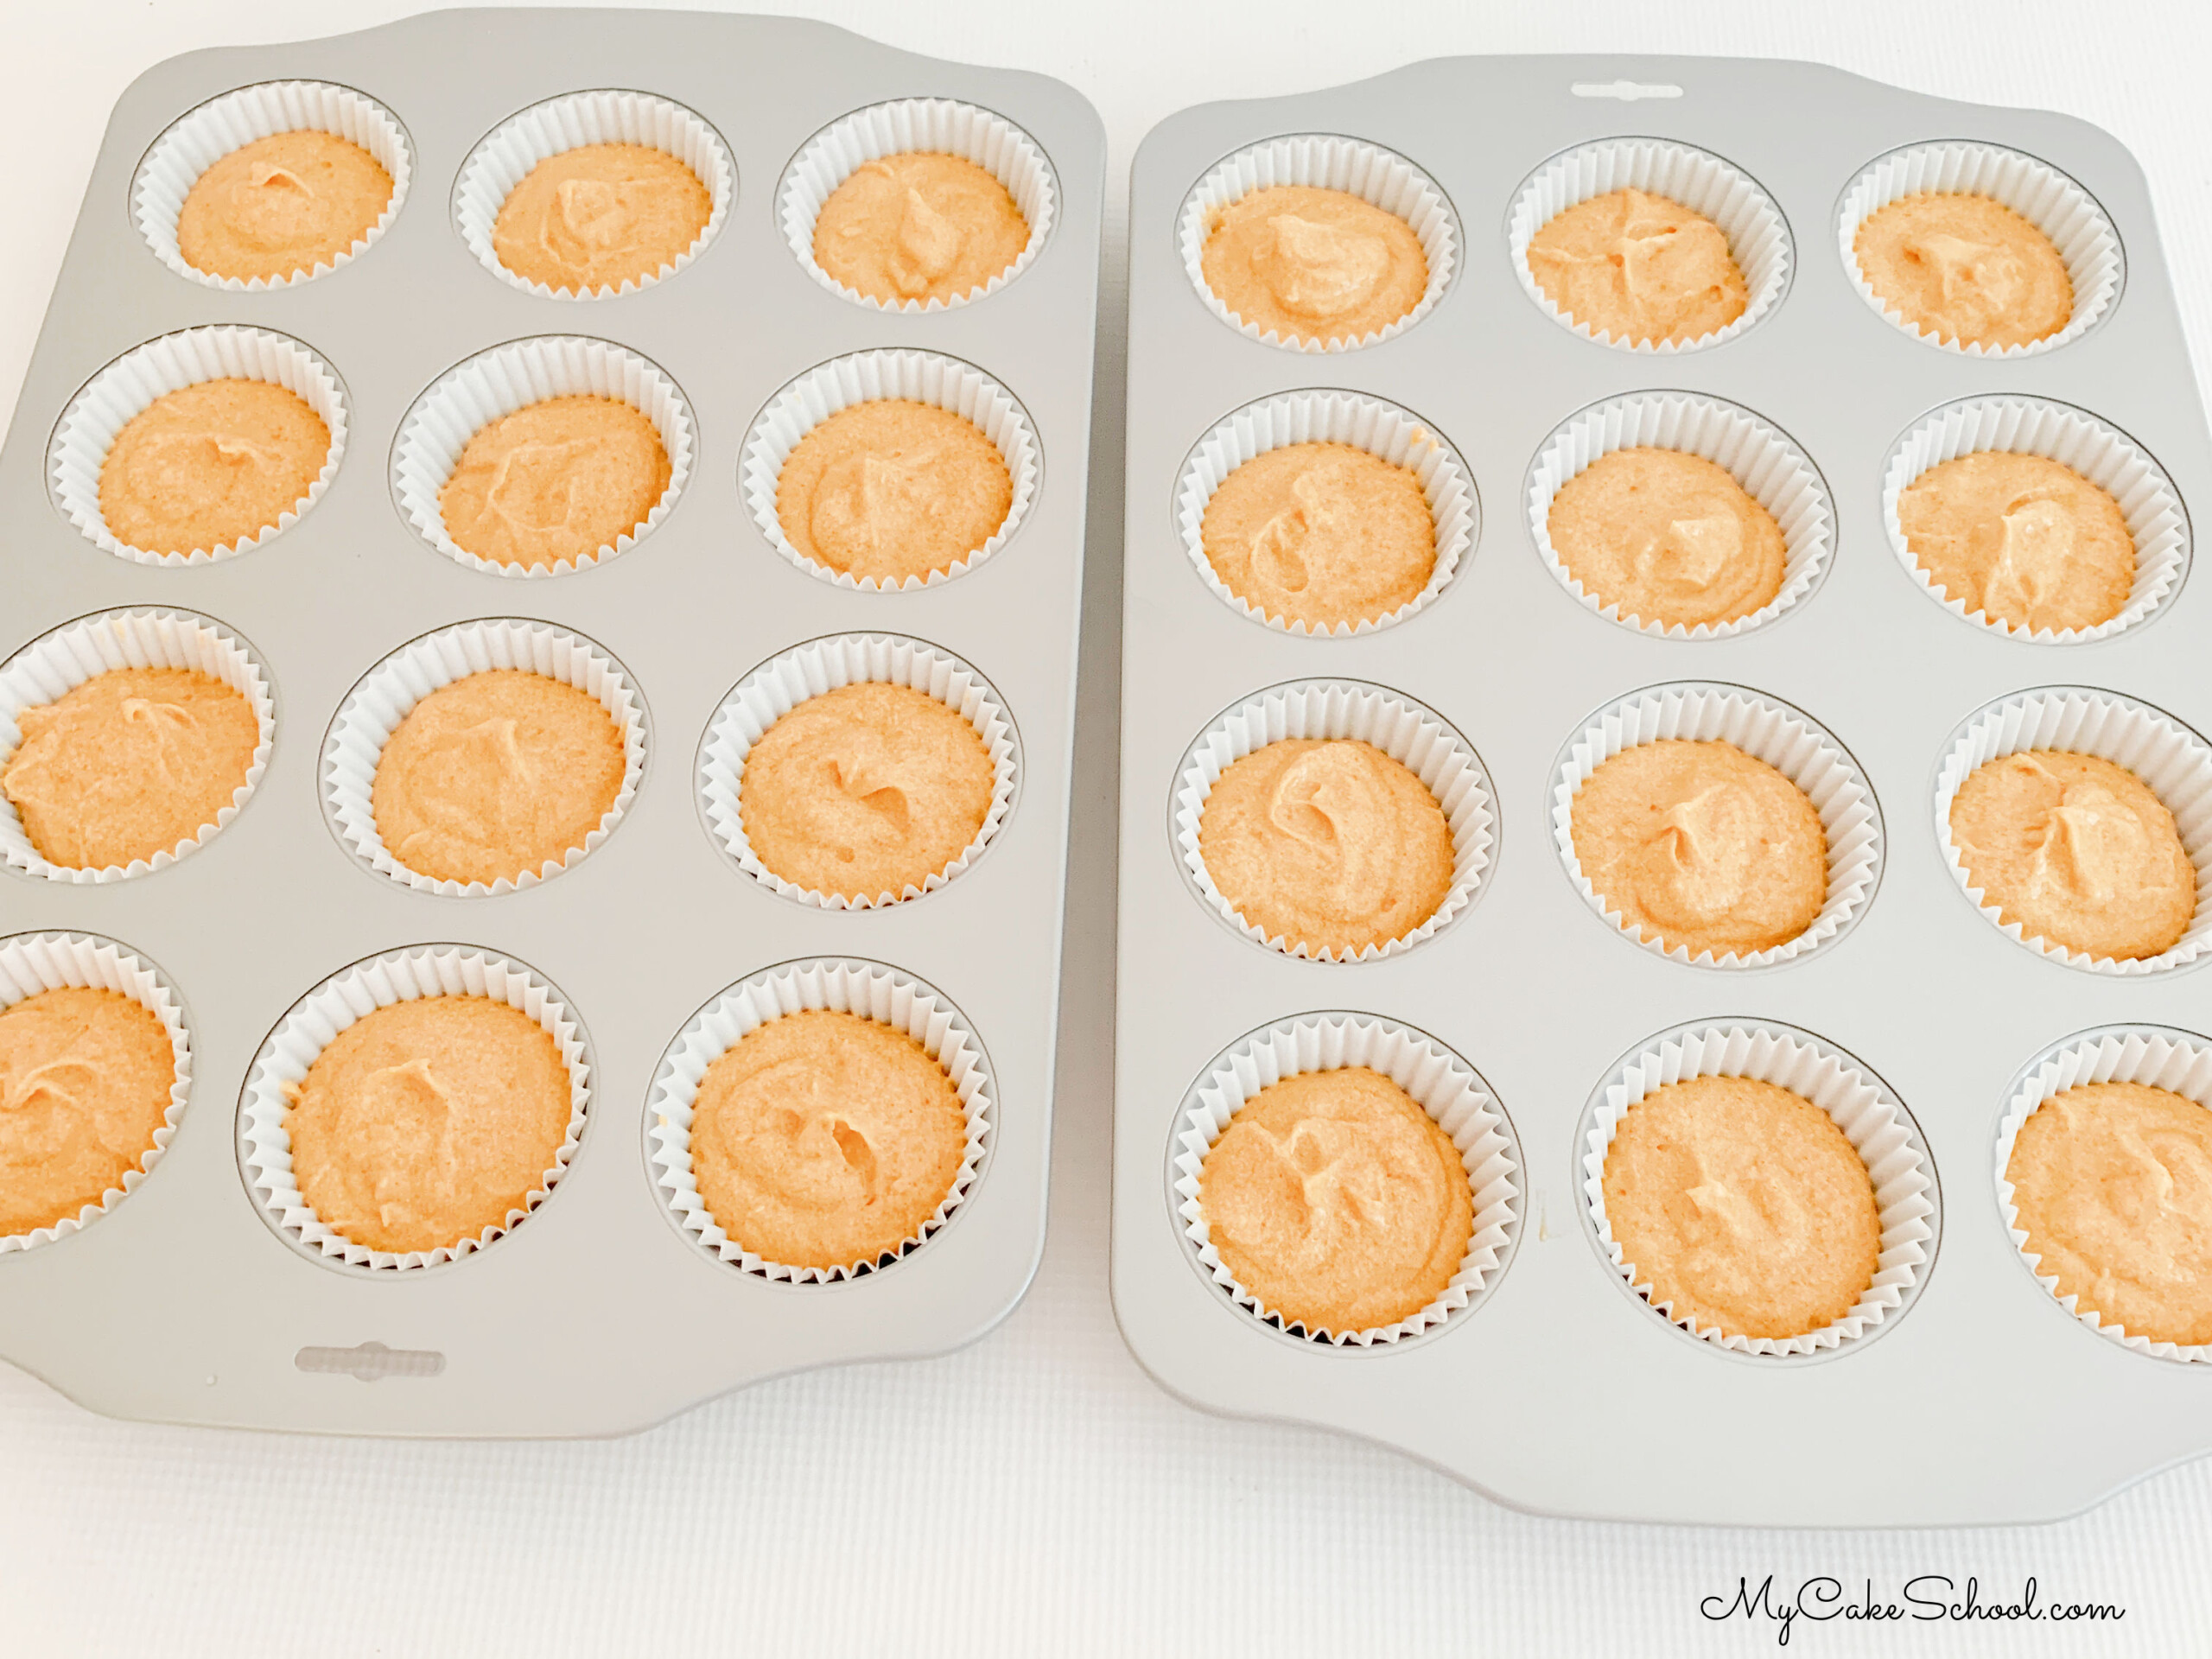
{"left": 1173, "top": 680, "right": 1496, "bottom": 963}
{"left": 1171, "top": 1012, "right": 1520, "bottom": 1345}
{"left": 1507, "top": 137, "right": 1792, "bottom": 353}
{"left": 1881, "top": 397, "right": 2189, "bottom": 644}
{"left": 1173, "top": 389, "right": 1477, "bottom": 636}
{"left": 132, "top": 79, "right": 413, "bottom": 289}
{"left": 779, "top": 97, "right": 1058, "bottom": 312}
{"left": 1178, "top": 133, "right": 1459, "bottom": 353}
{"left": 0, "top": 932, "right": 191, "bottom": 1254}
{"left": 645, "top": 958, "right": 995, "bottom": 1282}
{"left": 321, "top": 619, "right": 647, "bottom": 897}
{"left": 1580, "top": 1020, "right": 1937, "bottom": 1358}
{"left": 0, "top": 608, "right": 275, "bottom": 884}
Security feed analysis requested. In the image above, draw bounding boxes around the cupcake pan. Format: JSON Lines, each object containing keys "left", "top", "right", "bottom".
{"left": 0, "top": 10, "right": 1101, "bottom": 1435}
{"left": 1114, "top": 57, "right": 2212, "bottom": 1525}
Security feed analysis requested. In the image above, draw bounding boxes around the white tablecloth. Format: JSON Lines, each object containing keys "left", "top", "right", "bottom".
{"left": 5, "top": 2, "right": 2212, "bottom": 1652}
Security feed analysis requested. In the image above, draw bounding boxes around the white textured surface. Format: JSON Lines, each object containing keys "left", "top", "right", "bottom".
{"left": 7, "top": 0, "right": 2212, "bottom": 1652}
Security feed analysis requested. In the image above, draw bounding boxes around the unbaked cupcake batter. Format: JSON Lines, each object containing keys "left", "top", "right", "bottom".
{"left": 739, "top": 682, "right": 995, "bottom": 901}
{"left": 1198, "top": 738, "right": 1452, "bottom": 956}
{"left": 1603, "top": 1075, "right": 1880, "bottom": 1341}
{"left": 439, "top": 395, "right": 671, "bottom": 572}
{"left": 689, "top": 1008, "right": 966, "bottom": 1270}
{"left": 1570, "top": 740, "right": 1827, "bottom": 959}
{"left": 1897, "top": 452, "right": 2134, "bottom": 633}
{"left": 1949, "top": 751, "right": 2195, "bottom": 962}
{"left": 3, "top": 667, "right": 258, "bottom": 872}
{"left": 285, "top": 995, "right": 571, "bottom": 1256}
{"left": 1853, "top": 193, "right": 2073, "bottom": 350}
{"left": 0, "top": 987, "right": 175, "bottom": 1238}
{"left": 1526, "top": 188, "right": 1748, "bottom": 346}
{"left": 2007, "top": 1081, "right": 2212, "bottom": 1347}
{"left": 176, "top": 129, "right": 393, "bottom": 283}
{"left": 492, "top": 142, "right": 711, "bottom": 294}
{"left": 1199, "top": 442, "right": 1435, "bottom": 630}
{"left": 1201, "top": 185, "right": 1427, "bottom": 346}
{"left": 1199, "top": 1065, "right": 1471, "bottom": 1335}
{"left": 775, "top": 400, "right": 1011, "bottom": 584}
{"left": 98, "top": 378, "right": 329, "bottom": 557}
{"left": 812, "top": 152, "right": 1029, "bottom": 306}
{"left": 371, "top": 669, "right": 626, "bottom": 887}
{"left": 1547, "top": 448, "right": 1787, "bottom": 630}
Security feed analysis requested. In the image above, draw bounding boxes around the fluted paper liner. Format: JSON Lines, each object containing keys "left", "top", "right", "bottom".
{"left": 741, "top": 349, "right": 1039, "bottom": 591}
{"left": 1581, "top": 1021, "right": 1937, "bottom": 1357}
{"left": 238, "top": 946, "right": 589, "bottom": 1272}
{"left": 1528, "top": 392, "right": 1834, "bottom": 639}
{"left": 1883, "top": 397, "right": 2190, "bottom": 643}
{"left": 392, "top": 335, "right": 695, "bottom": 578}
{"left": 50, "top": 327, "right": 346, "bottom": 566}
{"left": 1174, "top": 681, "right": 1495, "bottom": 962}
{"left": 1172, "top": 1014, "right": 1519, "bottom": 1345}
{"left": 1935, "top": 688, "right": 2212, "bottom": 975}
{"left": 321, "top": 620, "right": 647, "bottom": 896}
{"left": 645, "top": 959, "right": 995, "bottom": 1282}
{"left": 1173, "top": 390, "right": 1477, "bottom": 636}
{"left": 454, "top": 89, "right": 733, "bottom": 300}
{"left": 1178, "top": 135, "right": 1459, "bottom": 353}
{"left": 1995, "top": 1025, "right": 2212, "bottom": 1363}
{"left": 779, "top": 98, "right": 1058, "bottom": 312}
{"left": 0, "top": 609, "right": 275, "bottom": 884}
{"left": 1507, "top": 138, "right": 1791, "bottom": 353}
{"left": 698, "top": 634, "right": 1019, "bottom": 907}
{"left": 1840, "top": 141, "right": 2123, "bottom": 357}
{"left": 0, "top": 933, "right": 190, "bottom": 1254}
{"left": 132, "top": 79, "right": 412, "bottom": 289}
{"left": 1551, "top": 683, "right": 1884, "bottom": 970}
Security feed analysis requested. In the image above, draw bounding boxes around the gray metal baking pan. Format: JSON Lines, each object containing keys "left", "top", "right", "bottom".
{"left": 0, "top": 7, "right": 1103, "bottom": 1436}
{"left": 1110, "top": 54, "right": 2212, "bottom": 1526}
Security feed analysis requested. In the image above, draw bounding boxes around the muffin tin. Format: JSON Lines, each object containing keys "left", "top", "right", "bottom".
{"left": 1110, "top": 56, "right": 2212, "bottom": 1525}
{"left": 0, "top": 10, "right": 1102, "bottom": 1433}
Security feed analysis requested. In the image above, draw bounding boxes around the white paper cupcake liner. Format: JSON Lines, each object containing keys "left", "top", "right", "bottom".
{"left": 1580, "top": 1020, "right": 1937, "bottom": 1357}
{"left": 454, "top": 89, "right": 734, "bottom": 300}
{"left": 321, "top": 620, "right": 647, "bottom": 897}
{"left": 1840, "top": 141, "right": 2124, "bottom": 357}
{"left": 1882, "top": 397, "right": 2190, "bottom": 644}
{"left": 131, "top": 79, "right": 413, "bottom": 289}
{"left": 391, "top": 335, "right": 695, "bottom": 579}
{"left": 1550, "top": 682, "right": 1885, "bottom": 970}
{"left": 1935, "top": 688, "right": 2212, "bottom": 975}
{"left": 1171, "top": 1013, "right": 1520, "bottom": 1346}
{"left": 238, "top": 945, "right": 589, "bottom": 1272}
{"left": 49, "top": 326, "right": 347, "bottom": 567}
{"left": 645, "top": 959, "right": 995, "bottom": 1282}
{"left": 741, "top": 350, "right": 1039, "bottom": 593}
{"left": 1173, "top": 390, "right": 1477, "bottom": 636}
{"left": 779, "top": 97, "right": 1058, "bottom": 313}
{"left": 1178, "top": 134, "right": 1459, "bottom": 353}
{"left": 698, "top": 634, "right": 1019, "bottom": 908}
{"left": 0, "top": 933, "right": 190, "bottom": 1254}
{"left": 1173, "top": 681, "right": 1496, "bottom": 963}
{"left": 1507, "top": 137, "right": 1792, "bottom": 353}
{"left": 1995, "top": 1024, "right": 2212, "bottom": 1363}
{"left": 0, "top": 608, "right": 276, "bottom": 885}
{"left": 1527, "top": 392, "right": 1834, "bottom": 639}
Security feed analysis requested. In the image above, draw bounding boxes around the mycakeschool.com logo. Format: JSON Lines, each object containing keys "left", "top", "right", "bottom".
{"left": 1700, "top": 1575, "right": 2125, "bottom": 1645}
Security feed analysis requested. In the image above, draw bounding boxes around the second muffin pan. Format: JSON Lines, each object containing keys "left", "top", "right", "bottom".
{"left": 0, "top": 9, "right": 1102, "bottom": 1435}
{"left": 1112, "top": 54, "right": 2212, "bottom": 1525}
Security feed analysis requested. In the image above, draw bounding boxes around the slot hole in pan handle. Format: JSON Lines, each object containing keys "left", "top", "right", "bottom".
{"left": 1570, "top": 79, "right": 1684, "bottom": 102}
{"left": 294, "top": 1341, "right": 447, "bottom": 1382}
